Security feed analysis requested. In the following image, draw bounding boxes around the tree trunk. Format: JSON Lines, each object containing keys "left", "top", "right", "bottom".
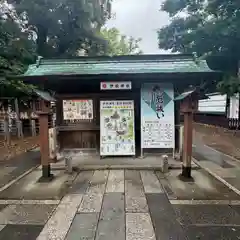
{"left": 36, "top": 25, "right": 48, "bottom": 57}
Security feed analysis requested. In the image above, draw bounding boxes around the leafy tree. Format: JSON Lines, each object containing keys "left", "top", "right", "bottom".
{"left": 158, "top": 0, "right": 240, "bottom": 95}
{"left": 100, "top": 27, "right": 143, "bottom": 56}
{"left": 0, "top": 0, "right": 112, "bottom": 97}
{"left": 0, "top": 1, "right": 36, "bottom": 97}
{"left": 8, "top": 0, "right": 112, "bottom": 57}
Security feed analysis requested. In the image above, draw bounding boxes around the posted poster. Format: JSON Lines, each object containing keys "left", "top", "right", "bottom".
{"left": 141, "top": 83, "right": 175, "bottom": 149}
{"left": 63, "top": 99, "right": 93, "bottom": 120}
{"left": 100, "top": 100, "right": 135, "bottom": 156}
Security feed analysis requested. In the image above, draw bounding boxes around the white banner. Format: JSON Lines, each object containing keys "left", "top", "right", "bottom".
{"left": 49, "top": 127, "right": 57, "bottom": 159}
{"left": 229, "top": 94, "right": 239, "bottom": 119}
{"left": 141, "top": 83, "right": 175, "bottom": 149}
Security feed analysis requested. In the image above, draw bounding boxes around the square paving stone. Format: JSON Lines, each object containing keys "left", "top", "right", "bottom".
{"left": 125, "top": 171, "right": 145, "bottom": 197}
{"left": 146, "top": 193, "right": 188, "bottom": 240}
{"left": 126, "top": 213, "right": 156, "bottom": 240}
{"left": 78, "top": 193, "right": 104, "bottom": 213}
{"left": 87, "top": 170, "right": 109, "bottom": 195}
{"left": 65, "top": 213, "right": 99, "bottom": 240}
{"left": 125, "top": 196, "right": 148, "bottom": 213}
{"left": 140, "top": 171, "right": 163, "bottom": 193}
{"left": 106, "top": 170, "right": 124, "bottom": 193}
{"left": 68, "top": 171, "right": 93, "bottom": 194}
{"left": 0, "top": 224, "right": 43, "bottom": 240}
{"left": 37, "top": 194, "right": 83, "bottom": 240}
{"left": 95, "top": 193, "right": 125, "bottom": 240}
{"left": 184, "top": 226, "right": 240, "bottom": 240}
{"left": 0, "top": 204, "right": 57, "bottom": 225}
{"left": 173, "top": 205, "right": 240, "bottom": 225}
{"left": 125, "top": 170, "right": 142, "bottom": 182}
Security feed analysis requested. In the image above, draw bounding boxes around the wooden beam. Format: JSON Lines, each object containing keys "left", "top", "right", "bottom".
{"left": 181, "top": 111, "right": 193, "bottom": 179}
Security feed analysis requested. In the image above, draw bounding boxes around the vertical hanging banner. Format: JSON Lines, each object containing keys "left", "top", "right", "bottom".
{"left": 100, "top": 100, "right": 135, "bottom": 156}
{"left": 141, "top": 83, "right": 175, "bottom": 149}
{"left": 49, "top": 127, "right": 57, "bottom": 160}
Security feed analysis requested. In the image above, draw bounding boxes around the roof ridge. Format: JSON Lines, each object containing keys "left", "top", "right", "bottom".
{"left": 21, "top": 55, "right": 218, "bottom": 77}
{"left": 39, "top": 58, "right": 195, "bottom": 66}
{"left": 34, "top": 54, "right": 195, "bottom": 65}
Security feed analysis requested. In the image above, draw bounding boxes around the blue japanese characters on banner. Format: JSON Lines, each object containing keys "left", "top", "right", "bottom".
{"left": 141, "top": 83, "right": 175, "bottom": 149}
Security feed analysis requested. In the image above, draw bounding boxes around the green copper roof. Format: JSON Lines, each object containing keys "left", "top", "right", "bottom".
{"left": 174, "top": 89, "right": 196, "bottom": 101}
{"left": 175, "top": 88, "right": 208, "bottom": 101}
{"left": 23, "top": 55, "right": 216, "bottom": 77}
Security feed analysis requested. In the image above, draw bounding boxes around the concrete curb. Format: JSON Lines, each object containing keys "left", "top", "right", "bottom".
{"left": 192, "top": 158, "right": 240, "bottom": 196}
{"left": 49, "top": 164, "right": 200, "bottom": 171}
{"left": 202, "top": 143, "right": 240, "bottom": 163}
{"left": 0, "top": 165, "right": 39, "bottom": 193}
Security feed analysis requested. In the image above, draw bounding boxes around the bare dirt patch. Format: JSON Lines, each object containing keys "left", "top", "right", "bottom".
{"left": 0, "top": 136, "right": 39, "bottom": 162}
{"left": 194, "top": 123, "right": 240, "bottom": 160}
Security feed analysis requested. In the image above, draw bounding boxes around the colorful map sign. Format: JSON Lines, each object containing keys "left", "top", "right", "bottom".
{"left": 100, "top": 100, "right": 135, "bottom": 156}
{"left": 141, "top": 83, "right": 175, "bottom": 149}
{"left": 63, "top": 99, "right": 93, "bottom": 120}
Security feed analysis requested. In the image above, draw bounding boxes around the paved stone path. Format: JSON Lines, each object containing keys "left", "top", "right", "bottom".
{"left": 1, "top": 169, "right": 240, "bottom": 239}
{"left": 0, "top": 149, "right": 40, "bottom": 190}
{"left": 193, "top": 136, "right": 240, "bottom": 196}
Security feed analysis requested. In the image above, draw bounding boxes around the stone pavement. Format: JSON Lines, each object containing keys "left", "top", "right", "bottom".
{"left": 193, "top": 135, "right": 240, "bottom": 196}
{"left": 1, "top": 169, "right": 240, "bottom": 239}
{"left": 53, "top": 153, "right": 198, "bottom": 170}
{"left": 0, "top": 148, "right": 40, "bottom": 190}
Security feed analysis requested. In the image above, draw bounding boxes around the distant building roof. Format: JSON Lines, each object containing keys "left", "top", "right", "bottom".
{"left": 34, "top": 90, "right": 56, "bottom": 102}
{"left": 23, "top": 54, "right": 218, "bottom": 77}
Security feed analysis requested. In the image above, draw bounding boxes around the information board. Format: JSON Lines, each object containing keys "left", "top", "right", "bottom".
{"left": 100, "top": 100, "right": 135, "bottom": 156}
{"left": 63, "top": 99, "right": 93, "bottom": 120}
{"left": 141, "top": 83, "right": 175, "bottom": 149}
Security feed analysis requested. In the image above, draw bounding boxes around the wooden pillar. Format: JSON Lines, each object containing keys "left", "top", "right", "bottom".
{"left": 3, "top": 101, "right": 10, "bottom": 145}
{"left": 38, "top": 112, "right": 53, "bottom": 181}
{"left": 31, "top": 101, "right": 37, "bottom": 136}
{"left": 174, "top": 101, "right": 180, "bottom": 153}
{"left": 3, "top": 118, "right": 10, "bottom": 145}
{"left": 31, "top": 119, "right": 37, "bottom": 137}
{"left": 38, "top": 99, "right": 54, "bottom": 181}
{"left": 181, "top": 111, "right": 193, "bottom": 179}
{"left": 14, "top": 98, "right": 23, "bottom": 138}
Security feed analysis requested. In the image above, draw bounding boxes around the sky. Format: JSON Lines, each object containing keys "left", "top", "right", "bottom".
{"left": 106, "top": 0, "right": 171, "bottom": 54}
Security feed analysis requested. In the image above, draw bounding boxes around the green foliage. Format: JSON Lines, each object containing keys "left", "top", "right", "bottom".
{"left": 9, "top": 0, "right": 112, "bottom": 57}
{"left": 158, "top": 0, "right": 240, "bottom": 94}
{"left": 0, "top": 2, "right": 37, "bottom": 97}
{"left": 217, "top": 75, "right": 240, "bottom": 96}
{"left": 100, "top": 27, "right": 143, "bottom": 56}
{"left": 0, "top": 0, "right": 112, "bottom": 97}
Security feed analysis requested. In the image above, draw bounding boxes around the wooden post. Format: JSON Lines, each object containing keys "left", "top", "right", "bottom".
{"left": 38, "top": 99, "right": 53, "bottom": 182}
{"left": 174, "top": 100, "right": 180, "bottom": 154}
{"left": 175, "top": 89, "right": 201, "bottom": 181}
{"left": 181, "top": 111, "right": 193, "bottom": 179}
{"left": 3, "top": 101, "right": 10, "bottom": 145}
{"left": 31, "top": 119, "right": 37, "bottom": 137}
{"left": 14, "top": 98, "right": 23, "bottom": 138}
{"left": 31, "top": 101, "right": 37, "bottom": 136}
{"left": 38, "top": 112, "right": 53, "bottom": 181}
{"left": 3, "top": 118, "right": 10, "bottom": 145}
